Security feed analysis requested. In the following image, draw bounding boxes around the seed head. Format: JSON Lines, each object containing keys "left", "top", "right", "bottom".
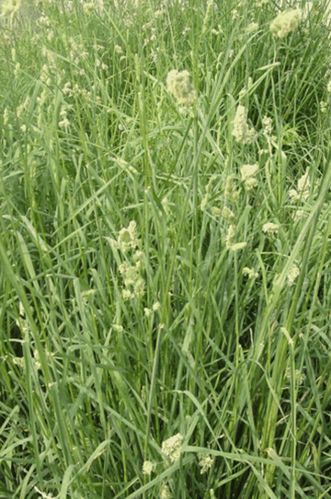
{"left": 161, "top": 433, "right": 183, "bottom": 463}
{"left": 240, "top": 163, "right": 259, "bottom": 189}
{"left": 160, "top": 484, "right": 172, "bottom": 499}
{"left": 289, "top": 170, "right": 310, "bottom": 202}
{"left": 240, "top": 164, "right": 259, "bottom": 181}
{"left": 270, "top": 9, "right": 302, "bottom": 39}
{"left": 287, "top": 264, "right": 300, "bottom": 286}
{"left": 142, "top": 460, "right": 155, "bottom": 476}
{"left": 198, "top": 454, "right": 215, "bottom": 474}
{"left": 242, "top": 267, "right": 259, "bottom": 279}
{"left": 1, "top": 0, "right": 21, "bottom": 16}
{"left": 116, "top": 221, "right": 139, "bottom": 252}
{"left": 229, "top": 242, "right": 247, "bottom": 252}
{"left": 166, "top": 70, "right": 196, "bottom": 107}
{"left": 262, "top": 222, "right": 279, "bottom": 235}
{"left": 232, "top": 105, "right": 256, "bottom": 144}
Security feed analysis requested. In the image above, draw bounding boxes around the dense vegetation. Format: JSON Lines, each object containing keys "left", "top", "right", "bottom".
{"left": 0, "top": 0, "right": 330, "bottom": 497}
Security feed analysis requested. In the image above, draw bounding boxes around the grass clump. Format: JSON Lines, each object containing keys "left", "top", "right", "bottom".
{"left": 0, "top": 0, "right": 330, "bottom": 497}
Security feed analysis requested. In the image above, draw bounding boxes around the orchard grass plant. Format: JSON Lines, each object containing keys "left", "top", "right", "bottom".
{"left": 0, "top": 0, "right": 330, "bottom": 497}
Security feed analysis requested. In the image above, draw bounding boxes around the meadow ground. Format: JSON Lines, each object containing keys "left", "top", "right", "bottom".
{"left": 0, "top": 0, "right": 330, "bottom": 497}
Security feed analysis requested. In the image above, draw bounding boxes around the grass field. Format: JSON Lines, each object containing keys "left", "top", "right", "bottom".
{"left": 0, "top": 0, "right": 330, "bottom": 497}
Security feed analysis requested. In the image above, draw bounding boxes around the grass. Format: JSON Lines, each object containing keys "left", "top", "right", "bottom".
{"left": 0, "top": 0, "right": 330, "bottom": 497}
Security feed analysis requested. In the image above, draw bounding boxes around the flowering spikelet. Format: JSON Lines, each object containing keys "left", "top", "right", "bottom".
{"left": 142, "top": 460, "right": 155, "bottom": 476}
{"left": 160, "top": 484, "right": 172, "bottom": 499}
{"left": 1, "top": 0, "right": 21, "bottom": 16}
{"left": 240, "top": 164, "right": 259, "bottom": 181}
{"left": 119, "top": 255, "right": 145, "bottom": 300}
{"left": 199, "top": 454, "right": 215, "bottom": 474}
{"left": 166, "top": 70, "right": 196, "bottom": 106}
{"left": 262, "top": 116, "right": 273, "bottom": 136}
{"left": 82, "top": 0, "right": 104, "bottom": 14}
{"left": 225, "top": 225, "right": 247, "bottom": 252}
{"left": 225, "top": 224, "right": 236, "bottom": 249}
{"left": 144, "top": 307, "right": 152, "bottom": 318}
{"left": 230, "top": 242, "right": 248, "bottom": 252}
{"left": 262, "top": 222, "right": 279, "bottom": 235}
{"left": 297, "top": 171, "right": 310, "bottom": 198}
{"left": 246, "top": 22, "right": 259, "bottom": 34}
{"left": 109, "top": 222, "right": 145, "bottom": 300}
{"left": 152, "top": 301, "right": 161, "bottom": 311}
{"left": 161, "top": 433, "right": 183, "bottom": 463}
{"left": 115, "top": 221, "right": 139, "bottom": 252}
{"left": 287, "top": 264, "right": 300, "bottom": 286}
{"left": 285, "top": 366, "right": 306, "bottom": 384}
{"left": 240, "top": 164, "right": 259, "bottom": 190}
{"left": 220, "top": 206, "right": 235, "bottom": 221}
{"left": 210, "top": 206, "right": 221, "bottom": 217}
{"left": 232, "top": 105, "right": 256, "bottom": 144}
{"left": 320, "top": 101, "right": 327, "bottom": 113}
{"left": 224, "top": 176, "right": 239, "bottom": 202}
{"left": 292, "top": 209, "right": 306, "bottom": 222}
{"left": 327, "top": 80, "right": 331, "bottom": 94}
{"left": 289, "top": 170, "right": 310, "bottom": 202}
{"left": 33, "top": 487, "right": 54, "bottom": 499}
{"left": 242, "top": 267, "right": 259, "bottom": 279}
{"left": 270, "top": 9, "right": 302, "bottom": 39}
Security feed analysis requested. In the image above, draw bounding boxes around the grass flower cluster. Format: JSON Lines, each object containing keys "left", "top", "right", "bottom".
{"left": 240, "top": 163, "right": 259, "bottom": 190}
{"left": 166, "top": 69, "right": 196, "bottom": 107}
{"left": 161, "top": 433, "right": 184, "bottom": 463}
{"left": 232, "top": 104, "right": 257, "bottom": 144}
{"left": 0, "top": 0, "right": 21, "bottom": 17}
{"left": 270, "top": 8, "right": 303, "bottom": 38}
{"left": 0, "top": 0, "right": 330, "bottom": 497}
